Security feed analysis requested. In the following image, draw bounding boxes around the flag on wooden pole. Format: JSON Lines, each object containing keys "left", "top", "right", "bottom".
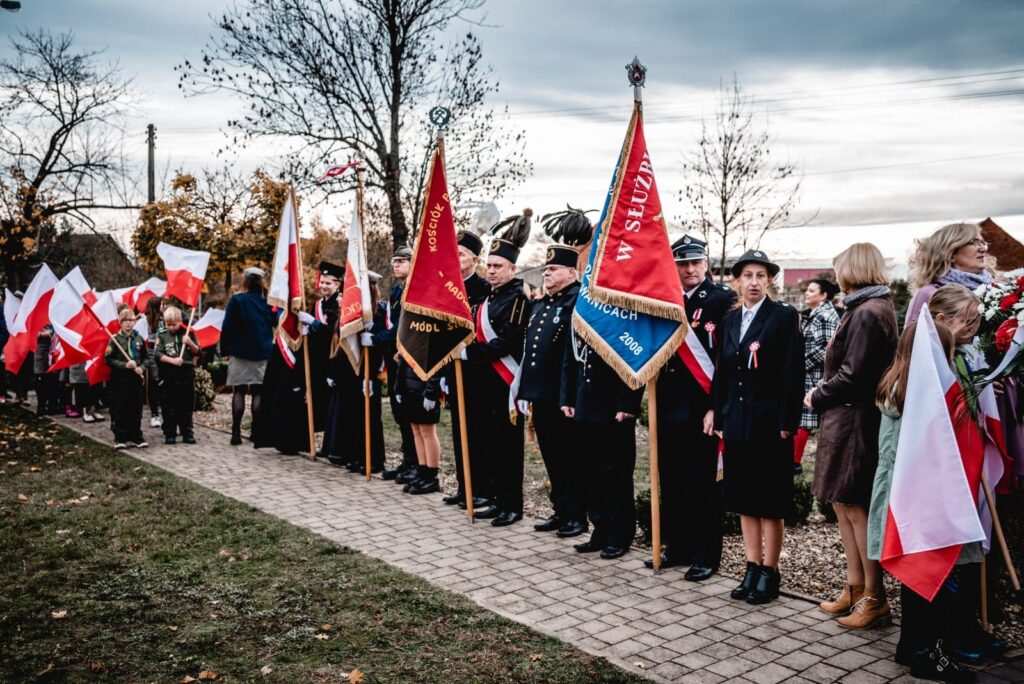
{"left": 157, "top": 242, "right": 211, "bottom": 307}
{"left": 3, "top": 264, "right": 58, "bottom": 374}
{"left": 338, "top": 168, "right": 373, "bottom": 372}
{"left": 267, "top": 192, "right": 305, "bottom": 368}
{"left": 397, "top": 142, "right": 474, "bottom": 379}
{"left": 190, "top": 308, "right": 225, "bottom": 349}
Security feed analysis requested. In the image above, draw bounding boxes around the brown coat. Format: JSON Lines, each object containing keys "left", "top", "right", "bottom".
{"left": 810, "top": 295, "right": 898, "bottom": 507}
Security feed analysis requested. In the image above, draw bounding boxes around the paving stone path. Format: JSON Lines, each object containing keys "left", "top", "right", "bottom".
{"left": 56, "top": 416, "right": 1024, "bottom": 683}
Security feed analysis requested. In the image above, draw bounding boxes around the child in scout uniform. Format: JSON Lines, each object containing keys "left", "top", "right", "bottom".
{"left": 155, "top": 306, "right": 200, "bottom": 445}
{"left": 105, "top": 308, "right": 149, "bottom": 449}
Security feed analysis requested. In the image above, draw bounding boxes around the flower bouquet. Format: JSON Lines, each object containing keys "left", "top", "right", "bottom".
{"left": 975, "top": 268, "right": 1024, "bottom": 379}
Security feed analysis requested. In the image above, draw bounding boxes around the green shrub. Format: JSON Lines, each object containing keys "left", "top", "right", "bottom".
{"left": 194, "top": 367, "right": 217, "bottom": 411}
{"left": 817, "top": 497, "right": 838, "bottom": 522}
{"left": 638, "top": 397, "right": 649, "bottom": 427}
{"left": 636, "top": 488, "right": 652, "bottom": 544}
{"left": 787, "top": 475, "right": 814, "bottom": 526}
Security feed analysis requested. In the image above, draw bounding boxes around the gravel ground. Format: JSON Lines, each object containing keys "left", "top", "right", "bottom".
{"left": 195, "top": 393, "right": 1023, "bottom": 650}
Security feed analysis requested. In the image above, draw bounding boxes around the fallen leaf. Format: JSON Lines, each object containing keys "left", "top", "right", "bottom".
{"left": 36, "top": 663, "right": 54, "bottom": 677}
{"left": 314, "top": 633, "right": 329, "bottom": 641}
{"left": 51, "top": 610, "right": 68, "bottom": 619}
{"left": 89, "top": 662, "right": 106, "bottom": 673}
{"left": 46, "top": 460, "right": 57, "bottom": 465}
{"left": 17, "top": 493, "right": 28, "bottom": 502}
{"left": 217, "top": 549, "right": 231, "bottom": 558}
{"left": 529, "top": 654, "right": 543, "bottom": 662}
{"left": 181, "top": 676, "right": 196, "bottom": 683}
{"left": 169, "top": 625, "right": 179, "bottom": 632}
{"left": 56, "top": 530, "right": 70, "bottom": 536}
{"left": 320, "top": 623, "right": 333, "bottom": 631}
{"left": 209, "top": 600, "right": 221, "bottom": 606}
{"left": 260, "top": 665, "right": 273, "bottom": 676}
{"left": 348, "top": 669, "right": 364, "bottom": 684}
{"left": 6, "top": 460, "right": 17, "bottom": 466}
{"left": 633, "top": 661, "right": 647, "bottom": 669}
{"left": 45, "top": 499, "right": 58, "bottom": 505}
{"left": 30, "top": 466, "right": 42, "bottom": 472}
{"left": 198, "top": 671, "right": 218, "bottom": 681}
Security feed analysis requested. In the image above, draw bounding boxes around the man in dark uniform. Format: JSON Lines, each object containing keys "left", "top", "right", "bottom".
{"left": 646, "top": 236, "right": 736, "bottom": 580}
{"left": 378, "top": 246, "right": 419, "bottom": 482}
{"left": 561, "top": 328, "right": 644, "bottom": 559}
{"left": 442, "top": 231, "right": 491, "bottom": 507}
{"left": 516, "top": 243, "right": 587, "bottom": 538}
{"left": 299, "top": 261, "right": 343, "bottom": 435}
{"left": 462, "top": 213, "right": 530, "bottom": 527}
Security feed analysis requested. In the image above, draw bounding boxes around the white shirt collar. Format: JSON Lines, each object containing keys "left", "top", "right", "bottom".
{"left": 684, "top": 283, "right": 701, "bottom": 299}
{"left": 742, "top": 296, "right": 767, "bottom": 317}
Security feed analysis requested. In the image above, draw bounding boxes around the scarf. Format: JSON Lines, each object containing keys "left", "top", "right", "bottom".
{"left": 842, "top": 285, "right": 891, "bottom": 309}
{"left": 938, "top": 268, "right": 993, "bottom": 291}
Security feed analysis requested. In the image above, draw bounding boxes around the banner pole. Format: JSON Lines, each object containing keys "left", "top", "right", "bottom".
{"left": 647, "top": 374, "right": 662, "bottom": 574}
{"left": 363, "top": 346, "right": 372, "bottom": 480}
{"left": 292, "top": 185, "right": 317, "bottom": 462}
{"left": 177, "top": 306, "right": 196, "bottom": 360}
{"left": 980, "top": 473, "right": 1020, "bottom": 590}
{"left": 455, "top": 358, "right": 475, "bottom": 522}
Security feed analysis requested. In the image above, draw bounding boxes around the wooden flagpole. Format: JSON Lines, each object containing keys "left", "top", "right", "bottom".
{"left": 980, "top": 473, "right": 1020, "bottom": 590}
{"left": 363, "top": 347, "right": 372, "bottom": 480}
{"left": 292, "top": 186, "right": 317, "bottom": 461}
{"left": 177, "top": 306, "right": 196, "bottom": 360}
{"left": 455, "top": 358, "right": 475, "bottom": 521}
{"left": 648, "top": 374, "right": 662, "bottom": 574}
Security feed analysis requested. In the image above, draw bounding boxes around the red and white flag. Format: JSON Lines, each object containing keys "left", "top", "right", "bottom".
{"left": 47, "top": 272, "right": 108, "bottom": 373}
{"left": 190, "top": 308, "right": 225, "bottom": 349}
{"left": 317, "top": 161, "right": 363, "bottom": 183}
{"left": 880, "top": 311, "right": 987, "bottom": 600}
{"left": 338, "top": 195, "right": 373, "bottom": 372}
{"left": 84, "top": 291, "right": 121, "bottom": 385}
{"left": 3, "top": 264, "right": 58, "bottom": 374}
{"left": 4, "top": 288, "right": 21, "bottom": 331}
{"left": 128, "top": 277, "right": 167, "bottom": 313}
{"left": 157, "top": 242, "right": 210, "bottom": 307}
{"left": 267, "top": 192, "right": 304, "bottom": 368}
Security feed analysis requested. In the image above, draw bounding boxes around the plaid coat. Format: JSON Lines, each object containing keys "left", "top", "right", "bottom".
{"left": 800, "top": 301, "right": 840, "bottom": 429}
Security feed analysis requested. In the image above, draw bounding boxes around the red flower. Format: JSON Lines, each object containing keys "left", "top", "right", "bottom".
{"left": 995, "top": 318, "right": 1019, "bottom": 352}
{"left": 1016, "top": 275, "right": 1024, "bottom": 287}
{"left": 999, "top": 293, "right": 1019, "bottom": 311}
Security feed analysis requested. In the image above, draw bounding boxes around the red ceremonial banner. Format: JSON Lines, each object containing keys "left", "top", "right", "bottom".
{"left": 588, "top": 103, "right": 685, "bottom": 321}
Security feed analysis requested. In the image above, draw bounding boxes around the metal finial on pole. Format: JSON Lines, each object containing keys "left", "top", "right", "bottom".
{"left": 429, "top": 105, "right": 452, "bottom": 141}
{"left": 626, "top": 56, "right": 647, "bottom": 102}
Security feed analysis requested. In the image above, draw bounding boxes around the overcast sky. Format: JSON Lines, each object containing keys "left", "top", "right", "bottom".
{"left": 3, "top": 0, "right": 1024, "bottom": 263}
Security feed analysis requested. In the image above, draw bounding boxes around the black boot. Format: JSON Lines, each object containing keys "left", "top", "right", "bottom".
{"left": 408, "top": 468, "right": 440, "bottom": 494}
{"left": 746, "top": 565, "right": 781, "bottom": 605}
{"left": 402, "top": 466, "right": 424, "bottom": 492}
{"left": 230, "top": 430, "right": 242, "bottom": 446}
{"left": 395, "top": 465, "right": 419, "bottom": 485}
{"left": 910, "top": 641, "right": 975, "bottom": 683}
{"left": 730, "top": 562, "right": 760, "bottom": 600}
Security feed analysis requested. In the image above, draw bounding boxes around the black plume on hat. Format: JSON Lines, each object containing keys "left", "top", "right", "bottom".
{"left": 488, "top": 208, "right": 533, "bottom": 263}
{"left": 541, "top": 205, "right": 595, "bottom": 247}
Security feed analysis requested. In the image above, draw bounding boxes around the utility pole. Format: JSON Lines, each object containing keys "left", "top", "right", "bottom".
{"left": 146, "top": 124, "right": 156, "bottom": 203}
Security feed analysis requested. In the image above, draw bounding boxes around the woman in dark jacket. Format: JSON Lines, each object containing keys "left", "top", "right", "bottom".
{"left": 713, "top": 250, "right": 804, "bottom": 605}
{"left": 808, "top": 242, "right": 898, "bottom": 630}
{"left": 220, "top": 267, "right": 276, "bottom": 445}
{"left": 395, "top": 356, "right": 443, "bottom": 495}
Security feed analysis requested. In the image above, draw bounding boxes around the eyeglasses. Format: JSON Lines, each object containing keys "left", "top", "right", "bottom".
{"left": 965, "top": 238, "right": 988, "bottom": 248}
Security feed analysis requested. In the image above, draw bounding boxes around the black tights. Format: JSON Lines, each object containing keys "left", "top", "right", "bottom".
{"left": 231, "top": 385, "right": 262, "bottom": 434}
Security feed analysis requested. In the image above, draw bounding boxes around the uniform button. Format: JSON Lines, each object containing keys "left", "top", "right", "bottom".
{"left": 533, "top": 344, "right": 538, "bottom": 348}
{"left": 530, "top": 362, "right": 535, "bottom": 366}
{"left": 739, "top": 397, "right": 744, "bottom": 402}
{"left": 586, "top": 379, "right": 591, "bottom": 383}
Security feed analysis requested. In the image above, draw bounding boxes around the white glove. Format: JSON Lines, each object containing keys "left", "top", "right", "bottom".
{"left": 360, "top": 333, "right": 374, "bottom": 347}
{"left": 395, "top": 393, "right": 402, "bottom": 404}
{"left": 459, "top": 348, "right": 468, "bottom": 361}
{"left": 516, "top": 399, "right": 531, "bottom": 416}
{"left": 439, "top": 377, "right": 449, "bottom": 395}
{"left": 362, "top": 381, "right": 374, "bottom": 397}
{"left": 297, "top": 311, "right": 315, "bottom": 325}
{"left": 326, "top": 377, "right": 335, "bottom": 388}
{"left": 423, "top": 398, "right": 436, "bottom": 411}
{"left": 300, "top": 324, "right": 310, "bottom": 336}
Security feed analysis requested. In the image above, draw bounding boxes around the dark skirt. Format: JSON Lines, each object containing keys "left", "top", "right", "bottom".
{"left": 401, "top": 395, "right": 440, "bottom": 424}
{"left": 723, "top": 434, "right": 793, "bottom": 520}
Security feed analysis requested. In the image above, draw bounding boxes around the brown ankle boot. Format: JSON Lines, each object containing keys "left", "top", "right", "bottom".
{"left": 819, "top": 583, "right": 863, "bottom": 616}
{"left": 837, "top": 589, "right": 891, "bottom": 629}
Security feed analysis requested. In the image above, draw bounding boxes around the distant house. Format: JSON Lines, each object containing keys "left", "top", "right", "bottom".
{"left": 49, "top": 232, "right": 144, "bottom": 290}
{"left": 980, "top": 217, "right": 1024, "bottom": 271}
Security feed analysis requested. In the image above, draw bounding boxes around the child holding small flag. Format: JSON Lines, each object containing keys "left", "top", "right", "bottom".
{"left": 106, "top": 308, "right": 149, "bottom": 449}
{"left": 154, "top": 306, "right": 200, "bottom": 445}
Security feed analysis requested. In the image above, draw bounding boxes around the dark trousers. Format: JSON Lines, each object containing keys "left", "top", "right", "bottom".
{"left": 581, "top": 419, "right": 637, "bottom": 548}
{"left": 324, "top": 380, "right": 385, "bottom": 468}
{"left": 147, "top": 364, "right": 160, "bottom": 415}
{"left": 36, "top": 373, "right": 60, "bottom": 414}
{"left": 465, "top": 376, "right": 522, "bottom": 510}
{"left": 160, "top": 367, "right": 195, "bottom": 438}
{"left": 110, "top": 373, "right": 144, "bottom": 443}
{"left": 532, "top": 401, "right": 585, "bottom": 523}
{"left": 450, "top": 386, "right": 484, "bottom": 499}
{"left": 659, "top": 417, "right": 723, "bottom": 568}
{"left": 492, "top": 416, "right": 524, "bottom": 514}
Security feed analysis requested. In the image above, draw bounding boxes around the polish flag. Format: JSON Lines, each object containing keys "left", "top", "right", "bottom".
{"left": 132, "top": 314, "right": 150, "bottom": 341}
{"left": 156, "top": 242, "right": 210, "bottom": 307}
{"left": 268, "top": 192, "right": 304, "bottom": 369}
{"left": 189, "top": 308, "right": 225, "bottom": 349}
{"left": 83, "top": 291, "right": 121, "bottom": 385}
{"left": 63, "top": 266, "right": 97, "bottom": 307}
{"left": 880, "top": 311, "right": 987, "bottom": 600}
{"left": 130, "top": 277, "right": 167, "bottom": 313}
{"left": 3, "top": 264, "right": 58, "bottom": 373}
{"left": 4, "top": 288, "right": 21, "bottom": 331}
{"left": 48, "top": 275, "right": 108, "bottom": 372}
{"left": 338, "top": 193, "right": 372, "bottom": 372}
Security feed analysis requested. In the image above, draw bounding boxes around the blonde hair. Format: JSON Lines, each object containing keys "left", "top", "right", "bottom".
{"left": 909, "top": 222, "right": 980, "bottom": 290}
{"left": 117, "top": 308, "right": 136, "bottom": 323}
{"left": 927, "top": 283, "right": 980, "bottom": 322}
{"left": 163, "top": 306, "right": 182, "bottom": 323}
{"left": 833, "top": 243, "right": 890, "bottom": 292}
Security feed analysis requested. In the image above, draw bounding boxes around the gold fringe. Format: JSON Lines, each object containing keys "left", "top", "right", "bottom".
{"left": 401, "top": 301, "right": 475, "bottom": 330}
{"left": 571, "top": 310, "right": 685, "bottom": 391}
{"left": 396, "top": 332, "right": 475, "bottom": 383}
{"left": 587, "top": 284, "right": 686, "bottom": 323}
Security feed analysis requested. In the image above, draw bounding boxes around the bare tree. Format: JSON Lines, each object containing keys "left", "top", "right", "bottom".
{"left": 177, "top": 0, "right": 531, "bottom": 249}
{"left": 0, "top": 29, "right": 138, "bottom": 289}
{"left": 679, "top": 77, "right": 808, "bottom": 281}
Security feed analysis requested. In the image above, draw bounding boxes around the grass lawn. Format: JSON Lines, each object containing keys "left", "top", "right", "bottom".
{"left": 0, "top": 404, "right": 644, "bottom": 683}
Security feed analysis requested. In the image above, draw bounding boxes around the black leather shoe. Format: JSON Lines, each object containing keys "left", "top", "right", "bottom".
{"left": 458, "top": 496, "right": 490, "bottom": 510}
{"left": 230, "top": 432, "right": 242, "bottom": 446}
{"left": 600, "top": 546, "right": 629, "bottom": 560}
{"left": 164, "top": 436, "right": 176, "bottom": 445}
{"left": 573, "top": 538, "right": 607, "bottom": 553}
{"left": 326, "top": 455, "right": 346, "bottom": 466}
{"left": 556, "top": 520, "right": 588, "bottom": 538}
{"left": 731, "top": 562, "right": 760, "bottom": 600}
{"left": 644, "top": 551, "right": 685, "bottom": 570}
{"left": 381, "top": 467, "right": 401, "bottom": 480}
{"left": 533, "top": 516, "right": 562, "bottom": 532}
{"left": 746, "top": 565, "right": 781, "bottom": 605}
{"left": 408, "top": 478, "right": 439, "bottom": 495}
{"left": 473, "top": 505, "right": 500, "bottom": 520}
{"left": 395, "top": 468, "right": 419, "bottom": 484}
{"left": 442, "top": 493, "right": 464, "bottom": 506}
{"left": 492, "top": 511, "right": 522, "bottom": 527}
{"left": 346, "top": 461, "right": 362, "bottom": 472}
{"left": 911, "top": 641, "right": 975, "bottom": 683}
{"left": 684, "top": 565, "right": 718, "bottom": 582}
{"left": 182, "top": 435, "right": 197, "bottom": 445}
